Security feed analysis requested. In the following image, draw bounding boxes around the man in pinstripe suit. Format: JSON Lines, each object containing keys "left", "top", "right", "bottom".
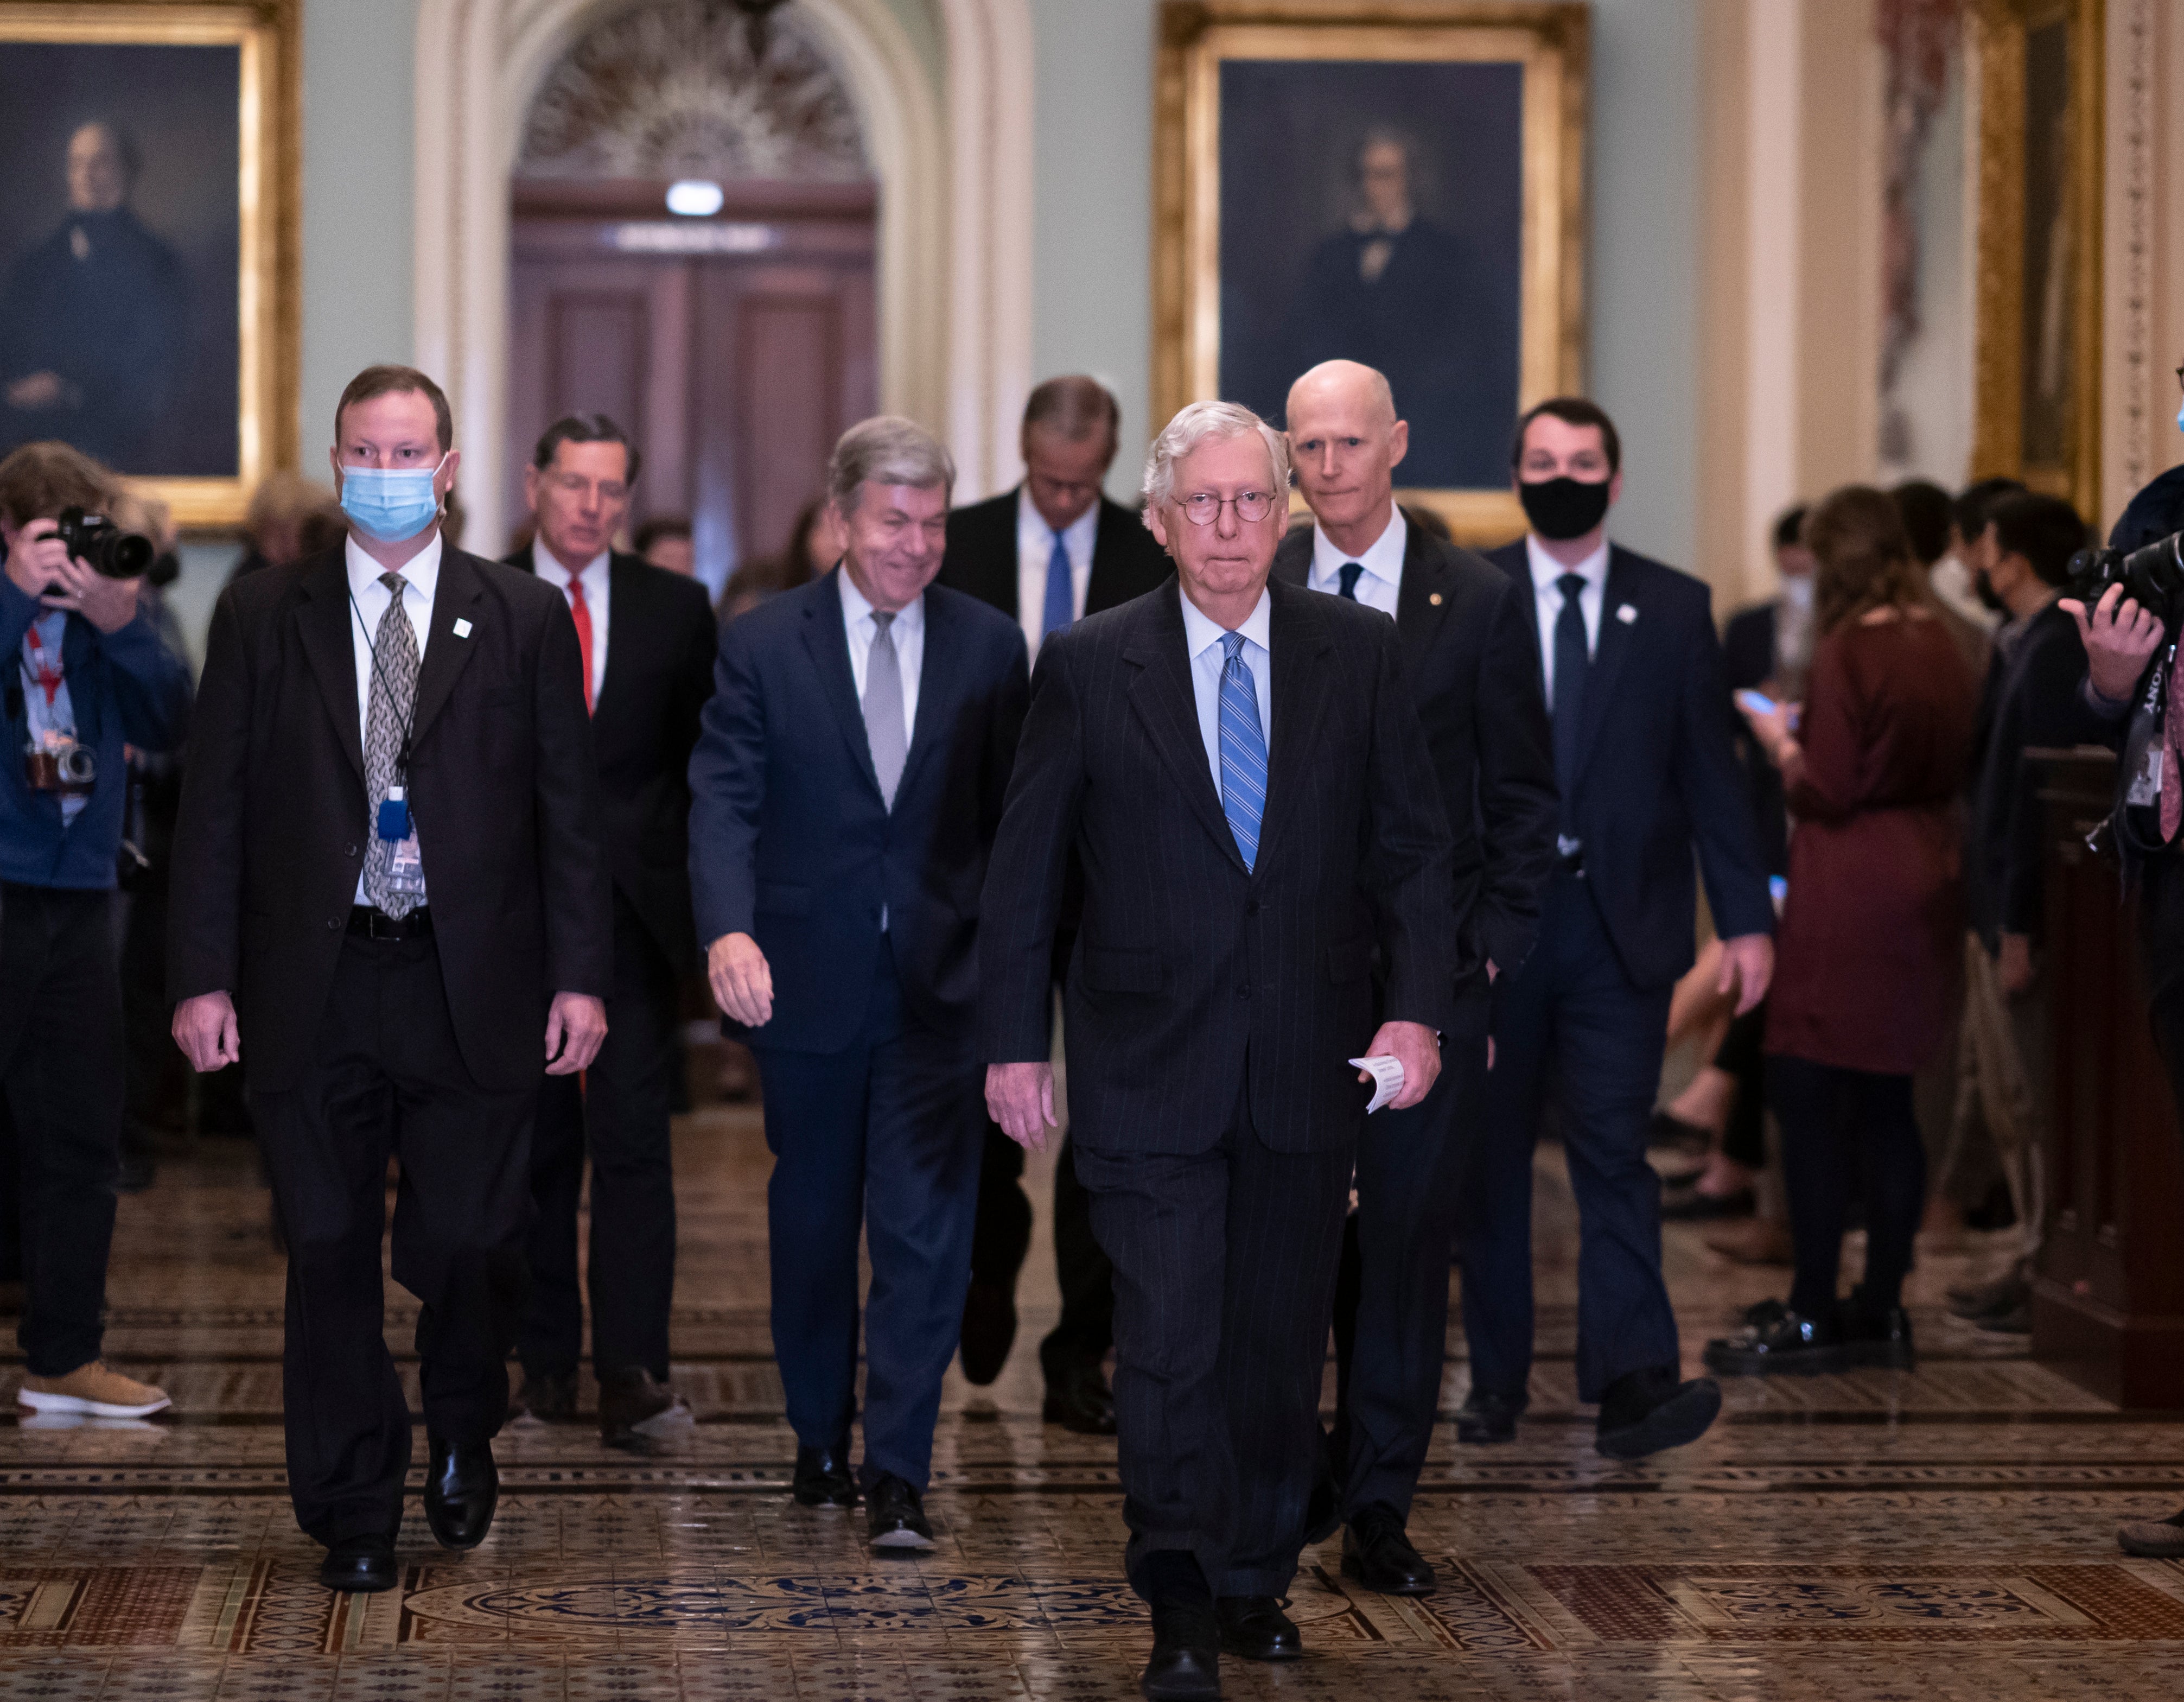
{"left": 983, "top": 402, "right": 1457, "bottom": 1700}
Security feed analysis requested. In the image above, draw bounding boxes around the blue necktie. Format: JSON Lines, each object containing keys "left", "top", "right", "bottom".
{"left": 1552, "top": 573, "right": 1589, "bottom": 816}
{"left": 1217, "top": 632, "right": 1269, "bottom": 871}
{"left": 1041, "top": 532, "right": 1073, "bottom": 641}
{"left": 1337, "top": 562, "right": 1363, "bottom": 601}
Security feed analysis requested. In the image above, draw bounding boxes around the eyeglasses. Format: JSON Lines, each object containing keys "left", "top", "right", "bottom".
{"left": 1177, "top": 491, "right": 1277, "bottom": 526}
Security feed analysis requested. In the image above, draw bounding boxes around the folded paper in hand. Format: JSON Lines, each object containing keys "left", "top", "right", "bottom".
{"left": 1348, "top": 1054, "right": 1405, "bottom": 1114}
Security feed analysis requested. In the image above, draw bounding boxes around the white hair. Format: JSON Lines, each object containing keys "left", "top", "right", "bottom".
{"left": 1140, "top": 400, "right": 1291, "bottom": 511}
{"left": 829, "top": 415, "right": 956, "bottom": 513}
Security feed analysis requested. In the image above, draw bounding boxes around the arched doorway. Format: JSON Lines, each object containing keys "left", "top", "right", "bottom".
{"left": 504, "top": 0, "right": 876, "bottom": 592}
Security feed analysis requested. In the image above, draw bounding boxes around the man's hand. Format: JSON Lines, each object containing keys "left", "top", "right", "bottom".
{"left": 42, "top": 549, "right": 142, "bottom": 634}
{"left": 1363, "top": 1019, "right": 1440, "bottom": 1110}
{"left": 707, "top": 931, "right": 773, "bottom": 1027}
{"left": 2062, "top": 582, "right": 2164, "bottom": 703}
{"left": 1998, "top": 931, "right": 2035, "bottom": 997}
{"left": 987, "top": 1061, "right": 1059, "bottom": 1151}
{"left": 544, "top": 992, "right": 607, "bottom": 1075}
{"left": 1717, "top": 933, "right": 1774, "bottom": 1015}
{"left": 173, "top": 992, "right": 240, "bottom": 1072}
{"left": 3, "top": 518, "right": 68, "bottom": 601}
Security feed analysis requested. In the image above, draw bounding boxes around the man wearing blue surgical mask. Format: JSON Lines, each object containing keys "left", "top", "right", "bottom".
{"left": 168, "top": 364, "right": 614, "bottom": 1595}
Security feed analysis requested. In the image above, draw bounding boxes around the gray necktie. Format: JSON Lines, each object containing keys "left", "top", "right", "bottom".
{"left": 863, "top": 611, "right": 907, "bottom": 809}
{"left": 364, "top": 571, "right": 423, "bottom": 914}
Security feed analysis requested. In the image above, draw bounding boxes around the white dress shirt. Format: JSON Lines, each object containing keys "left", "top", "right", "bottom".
{"left": 1015, "top": 485, "right": 1100, "bottom": 657}
{"left": 531, "top": 539, "right": 611, "bottom": 703}
{"left": 345, "top": 531, "right": 442, "bottom": 902}
{"left": 1306, "top": 501, "right": 1406, "bottom": 616}
{"left": 839, "top": 565, "right": 924, "bottom": 746}
{"left": 1524, "top": 532, "right": 1610, "bottom": 709}
{"left": 1177, "top": 586, "right": 1273, "bottom": 797}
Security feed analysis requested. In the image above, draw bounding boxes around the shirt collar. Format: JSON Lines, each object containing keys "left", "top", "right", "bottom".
{"left": 530, "top": 538, "right": 609, "bottom": 589}
{"left": 1524, "top": 532, "right": 1609, "bottom": 595}
{"left": 837, "top": 562, "right": 924, "bottom": 633}
{"left": 1177, "top": 582, "right": 1272, "bottom": 660}
{"left": 347, "top": 529, "right": 444, "bottom": 606}
{"left": 1309, "top": 501, "right": 1407, "bottom": 592}
{"left": 1017, "top": 484, "right": 1101, "bottom": 552}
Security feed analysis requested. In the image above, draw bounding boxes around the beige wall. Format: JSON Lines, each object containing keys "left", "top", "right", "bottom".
{"left": 2105, "top": 0, "right": 2184, "bottom": 528}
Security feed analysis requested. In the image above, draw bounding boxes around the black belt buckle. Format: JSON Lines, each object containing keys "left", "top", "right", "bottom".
{"left": 349, "top": 905, "right": 430, "bottom": 941}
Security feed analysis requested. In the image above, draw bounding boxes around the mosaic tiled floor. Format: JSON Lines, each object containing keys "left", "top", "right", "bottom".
{"left": 5, "top": 1104, "right": 2184, "bottom": 1698}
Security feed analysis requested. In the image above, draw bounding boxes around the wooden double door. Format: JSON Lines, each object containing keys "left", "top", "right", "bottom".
{"left": 508, "top": 180, "right": 876, "bottom": 587}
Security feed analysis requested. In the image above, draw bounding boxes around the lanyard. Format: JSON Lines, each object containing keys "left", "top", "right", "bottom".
{"left": 22, "top": 621, "right": 61, "bottom": 708}
{"left": 348, "top": 583, "right": 421, "bottom": 778}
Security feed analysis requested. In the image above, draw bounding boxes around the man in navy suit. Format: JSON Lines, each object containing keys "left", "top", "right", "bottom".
{"left": 687, "top": 416, "right": 1029, "bottom": 1552}
{"left": 1454, "top": 398, "right": 1775, "bottom": 1459}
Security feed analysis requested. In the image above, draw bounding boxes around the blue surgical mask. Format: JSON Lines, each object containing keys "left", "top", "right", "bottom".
{"left": 2175, "top": 396, "right": 2184, "bottom": 435}
{"left": 340, "top": 455, "right": 448, "bottom": 542}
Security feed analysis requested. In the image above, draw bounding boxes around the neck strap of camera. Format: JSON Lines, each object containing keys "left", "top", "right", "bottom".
{"left": 348, "top": 584, "right": 420, "bottom": 779}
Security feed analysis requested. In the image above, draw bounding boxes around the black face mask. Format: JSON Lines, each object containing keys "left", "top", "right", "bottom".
{"left": 1972, "top": 567, "right": 2006, "bottom": 614}
{"left": 1519, "top": 475, "right": 1612, "bottom": 542}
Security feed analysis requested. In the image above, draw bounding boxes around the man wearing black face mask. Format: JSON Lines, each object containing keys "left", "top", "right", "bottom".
{"left": 1453, "top": 397, "right": 1774, "bottom": 1459}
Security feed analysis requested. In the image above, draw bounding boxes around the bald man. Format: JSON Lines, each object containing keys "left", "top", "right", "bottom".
{"left": 1275, "top": 360, "right": 1557, "bottom": 1595}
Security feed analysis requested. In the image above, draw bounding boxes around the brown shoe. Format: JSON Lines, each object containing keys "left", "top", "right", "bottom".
{"left": 17, "top": 1361, "right": 171, "bottom": 1419}
{"left": 1703, "top": 1217, "right": 1794, "bottom": 1266}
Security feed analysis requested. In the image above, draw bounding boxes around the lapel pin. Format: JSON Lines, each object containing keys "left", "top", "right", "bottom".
{"left": 1616, "top": 605, "right": 1638, "bottom": 625}
{"left": 453, "top": 618, "right": 473, "bottom": 638}
{"left": 1428, "top": 592, "right": 1443, "bottom": 606}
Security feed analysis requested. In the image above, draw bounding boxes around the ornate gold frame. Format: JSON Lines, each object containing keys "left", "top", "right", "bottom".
{"left": 0, "top": 0, "right": 300, "bottom": 529}
{"left": 1970, "top": 0, "right": 2103, "bottom": 520}
{"left": 1153, "top": 1, "right": 1588, "bottom": 544}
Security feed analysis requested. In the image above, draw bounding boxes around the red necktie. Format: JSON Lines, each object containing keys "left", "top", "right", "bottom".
{"left": 566, "top": 570, "right": 595, "bottom": 715}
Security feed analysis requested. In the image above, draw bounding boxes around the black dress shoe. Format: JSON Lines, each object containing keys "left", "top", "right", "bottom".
{"left": 1455, "top": 1385, "right": 1526, "bottom": 1445}
{"left": 1843, "top": 1295, "right": 1917, "bottom": 1366}
{"left": 319, "top": 1530, "right": 397, "bottom": 1593}
{"left": 1342, "top": 1503, "right": 1435, "bottom": 1595}
{"left": 1594, "top": 1364, "right": 1721, "bottom": 1459}
{"left": 517, "top": 1368, "right": 578, "bottom": 1422}
{"left": 1703, "top": 1305, "right": 1846, "bottom": 1376}
{"left": 422, "top": 1437, "right": 498, "bottom": 1551}
{"left": 865, "top": 1472, "right": 935, "bottom": 1551}
{"left": 792, "top": 1440, "right": 858, "bottom": 1508}
{"left": 959, "top": 1280, "right": 1018, "bottom": 1386}
{"left": 1042, "top": 1360, "right": 1118, "bottom": 1435}
{"left": 1142, "top": 1602, "right": 1221, "bottom": 1700}
{"left": 1215, "top": 1595, "right": 1300, "bottom": 1661}
{"left": 597, "top": 1368, "right": 690, "bottom": 1445}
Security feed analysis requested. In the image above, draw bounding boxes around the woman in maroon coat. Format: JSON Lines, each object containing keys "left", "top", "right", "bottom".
{"left": 1705, "top": 486, "right": 1977, "bottom": 1375}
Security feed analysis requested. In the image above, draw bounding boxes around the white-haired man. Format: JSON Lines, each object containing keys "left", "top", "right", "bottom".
{"left": 982, "top": 401, "right": 1457, "bottom": 1698}
{"left": 688, "top": 416, "right": 1029, "bottom": 1552}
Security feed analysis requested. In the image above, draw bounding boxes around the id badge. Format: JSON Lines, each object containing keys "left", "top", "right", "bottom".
{"left": 2129, "top": 745, "right": 2165, "bottom": 809}
{"left": 377, "top": 784, "right": 410, "bottom": 842}
{"left": 385, "top": 829, "right": 426, "bottom": 900}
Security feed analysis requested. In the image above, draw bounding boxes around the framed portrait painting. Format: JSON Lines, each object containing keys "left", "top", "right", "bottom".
{"left": 1970, "top": 0, "right": 2103, "bottom": 521}
{"left": 1154, "top": 1, "right": 1587, "bottom": 543}
{"left": 0, "top": 1, "right": 299, "bottom": 528}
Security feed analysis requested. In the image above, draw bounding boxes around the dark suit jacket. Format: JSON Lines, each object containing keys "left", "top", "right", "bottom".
{"left": 979, "top": 577, "right": 1457, "bottom": 1155}
{"left": 168, "top": 543, "right": 614, "bottom": 1093}
{"left": 1965, "top": 599, "right": 2096, "bottom": 947}
{"left": 1487, "top": 541, "right": 1773, "bottom": 989}
{"left": 938, "top": 489, "right": 1172, "bottom": 624}
{"left": 687, "top": 568, "right": 1030, "bottom": 1053}
{"left": 1271, "top": 522, "right": 1556, "bottom": 1037}
{"left": 504, "top": 548, "right": 717, "bottom": 970}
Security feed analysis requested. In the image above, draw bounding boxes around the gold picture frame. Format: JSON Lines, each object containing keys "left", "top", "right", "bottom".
{"left": 0, "top": 0, "right": 300, "bottom": 529}
{"left": 1970, "top": 0, "right": 2103, "bottom": 520}
{"left": 1153, "top": 1, "right": 1587, "bottom": 545}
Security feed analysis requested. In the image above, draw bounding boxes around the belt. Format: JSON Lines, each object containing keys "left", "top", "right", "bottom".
{"left": 348, "top": 905, "right": 432, "bottom": 941}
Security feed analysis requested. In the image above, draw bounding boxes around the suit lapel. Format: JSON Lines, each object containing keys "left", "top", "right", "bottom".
{"left": 802, "top": 569, "right": 883, "bottom": 801}
{"left": 1251, "top": 580, "right": 1332, "bottom": 877}
{"left": 294, "top": 552, "right": 367, "bottom": 785}
{"left": 409, "top": 549, "right": 487, "bottom": 747}
{"left": 1394, "top": 529, "right": 1451, "bottom": 676}
{"left": 592, "top": 553, "right": 642, "bottom": 726}
{"left": 894, "top": 588, "right": 959, "bottom": 803}
{"left": 1572, "top": 550, "right": 1640, "bottom": 786}
{"left": 1124, "top": 587, "right": 1245, "bottom": 871}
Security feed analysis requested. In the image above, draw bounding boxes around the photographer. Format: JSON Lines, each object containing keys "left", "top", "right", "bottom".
{"left": 2062, "top": 379, "right": 2184, "bottom": 1559}
{"left": 0, "top": 440, "right": 188, "bottom": 1420}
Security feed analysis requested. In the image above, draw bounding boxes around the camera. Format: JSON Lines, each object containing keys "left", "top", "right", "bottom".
{"left": 25, "top": 732, "right": 95, "bottom": 796}
{"left": 2068, "top": 529, "right": 2184, "bottom": 629}
{"left": 53, "top": 505, "right": 154, "bottom": 580}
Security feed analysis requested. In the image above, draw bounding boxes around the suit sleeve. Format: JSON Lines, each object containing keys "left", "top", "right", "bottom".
{"left": 671, "top": 586, "right": 719, "bottom": 780}
{"left": 166, "top": 587, "right": 251, "bottom": 1002}
{"left": 2001, "top": 622, "right": 2099, "bottom": 940}
{"left": 1364, "top": 621, "right": 1460, "bottom": 1034}
{"left": 686, "top": 615, "right": 768, "bottom": 946}
{"left": 1677, "top": 593, "right": 1775, "bottom": 939}
{"left": 533, "top": 593, "right": 614, "bottom": 996}
{"left": 1470, "top": 577, "right": 1559, "bottom": 980}
{"left": 982, "top": 626, "right": 1031, "bottom": 846}
{"left": 978, "top": 637, "right": 1086, "bottom": 1062}
{"left": 100, "top": 609, "right": 192, "bottom": 752}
